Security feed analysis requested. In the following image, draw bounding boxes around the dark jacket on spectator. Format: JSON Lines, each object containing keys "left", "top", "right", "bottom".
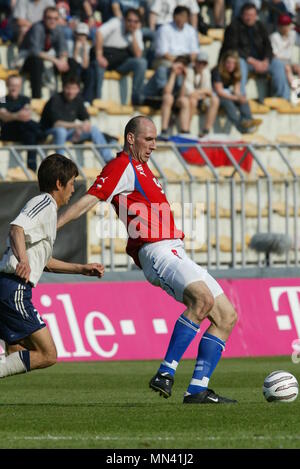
{"left": 19, "top": 20, "right": 67, "bottom": 58}
{"left": 219, "top": 17, "right": 273, "bottom": 62}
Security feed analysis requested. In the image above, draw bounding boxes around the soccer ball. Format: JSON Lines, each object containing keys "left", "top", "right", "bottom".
{"left": 263, "top": 370, "right": 299, "bottom": 402}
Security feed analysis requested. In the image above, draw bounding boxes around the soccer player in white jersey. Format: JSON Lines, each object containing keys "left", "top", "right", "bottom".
{"left": 58, "top": 117, "right": 238, "bottom": 404}
{"left": 0, "top": 154, "right": 104, "bottom": 380}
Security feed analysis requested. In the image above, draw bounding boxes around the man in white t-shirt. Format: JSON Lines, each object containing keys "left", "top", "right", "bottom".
{"left": 93, "top": 7, "right": 147, "bottom": 105}
{"left": 270, "top": 14, "right": 300, "bottom": 88}
{"left": 0, "top": 154, "right": 104, "bottom": 380}
{"left": 143, "top": 6, "right": 199, "bottom": 100}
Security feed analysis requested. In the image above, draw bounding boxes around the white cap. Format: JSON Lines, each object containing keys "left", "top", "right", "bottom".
{"left": 196, "top": 50, "right": 209, "bottom": 63}
{"left": 76, "top": 22, "right": 90, "bottom": 36}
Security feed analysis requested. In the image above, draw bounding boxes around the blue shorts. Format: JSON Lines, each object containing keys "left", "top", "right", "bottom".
{"left": 0, "top": 273, "right": 46, "bottom": 345}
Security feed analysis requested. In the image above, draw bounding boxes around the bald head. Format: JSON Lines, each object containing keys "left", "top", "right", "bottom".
{"left": 124, "top": 116, "right": 154, "bottom": 142}
{"left": 124, "top": 116, "right": 157, "bottom": 163}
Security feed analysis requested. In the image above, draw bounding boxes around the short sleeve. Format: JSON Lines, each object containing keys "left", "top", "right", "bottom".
{"left": 11, "top": 196, "right": 56, "bottom": 244}
{"left": 88, "top": 157, "right": 135, "bottom": 203}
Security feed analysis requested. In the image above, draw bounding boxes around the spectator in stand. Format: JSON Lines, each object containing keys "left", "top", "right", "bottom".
{"left": 12, "top": 0, "right": 55, "bottom": 45}
{"left": 185, "top": 50, "right": 219, "bottom": 136}
{"left": 40, "top": 76, "right": 113, "bottom": 162}
{"left": 147, "top": 56, "right": 191, "bottom": 139}
{"left": 212, "top": 50, "right": 262, "bottom": 133}
{"left": 56, "top": 1, "right": 74, "bottom": 47}
{"left": 98, "top": 0, "right": 120, "bottom": 22}
{"left": 111, "top": 0, "right": 147, "bottom": 17}
{"left": 111, "top": 1, "right": 156, "bottom": 67}
{"left": 146, "top": 6, "right": 199, "bottom": 98}
{"left": 153, "top": 5, "right": 199, "bottom": 68}
{"left": 90, "top": 8, "right": 147, "bottom": 105}
{"left": 18, "top": 6, "right": 69, "bottom": 98}
{"left": 220, "top": 3, "right": 291, "bottom": 100}
{"left": 0, "top": 0, "right": 16, "bottom": 43}
{"left": 0, "top": 75, "right": 44, "bottom": 172}
{"left": 197, "top": 0, "right": 225, "bottom": 28}
{"left": 149, "top": 0, "right": 201, "bottom": 30}
{"left": 232, "top": 0, "right": 261, "bottom": 17}
{"left": 270, "top": 13, "right": 300, "bottom": 89}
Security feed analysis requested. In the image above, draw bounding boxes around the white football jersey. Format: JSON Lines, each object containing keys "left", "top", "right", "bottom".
{"left": 0, "top": 193, "right": 57, "bottom": 286}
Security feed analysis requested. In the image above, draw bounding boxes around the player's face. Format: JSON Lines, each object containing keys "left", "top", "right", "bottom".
{"left": 59, "top": 176, "right": 76, "bottom": 207}
{"left": 129, "top": 121, "right": 157, "bottom": 163}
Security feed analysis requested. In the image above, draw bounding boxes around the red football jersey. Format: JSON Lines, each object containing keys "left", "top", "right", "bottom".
{"left": 88, "top": 151, "right": 184, "bottom": 266}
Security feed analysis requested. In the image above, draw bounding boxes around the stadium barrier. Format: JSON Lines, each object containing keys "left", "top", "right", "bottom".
{"left": 0, "top": 141, "right": 300, "bottom": 270}
{"left": 28, "top": 276, "right": 300, "bottom": 361}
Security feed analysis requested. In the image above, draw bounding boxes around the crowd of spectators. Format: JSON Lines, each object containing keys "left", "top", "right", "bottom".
{"left": 0, "top": 0, "right": 300, "bottom": 165}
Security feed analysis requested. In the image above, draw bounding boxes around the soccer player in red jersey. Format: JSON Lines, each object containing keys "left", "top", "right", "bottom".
{"left": 58, "top": 116, "right": 238, "bottom": 404}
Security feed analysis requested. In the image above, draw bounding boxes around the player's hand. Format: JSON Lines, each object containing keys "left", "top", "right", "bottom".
{"left": 15, "top": 260, "right": 31, "bottom": 283}
{"left": 82, "top": 263, "right": 105, "bottom": 278}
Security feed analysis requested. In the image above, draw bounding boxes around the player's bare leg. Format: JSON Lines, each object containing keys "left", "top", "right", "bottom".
{"left": 0, "top": 328, "right": 57, "bottom": 378}
{"left": 184, "top": 292, "right": 238, "bottom": 403}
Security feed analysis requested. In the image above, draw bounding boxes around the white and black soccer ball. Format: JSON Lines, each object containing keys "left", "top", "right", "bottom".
{"left": 263, "top": 370, "right": 299, "bottom": 403}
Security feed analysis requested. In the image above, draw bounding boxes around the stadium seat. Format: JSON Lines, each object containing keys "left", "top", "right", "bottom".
{"left": 198, "top": 33, "right": 213, "bottom": 45}
{"left": 106, "top": 104, "right": 134, "bottom": 115}
{"left": 87, "top": 106, "right": 99, "bottom": 116}
{"left": 162, "top": 167, "right": 189, "bottom": 181}
{"left": 92, "top": 99, "right": 115, "bottom": 110}
{"left": 249, "top": 100, "right": 270, "bottom": 114}
{"left": 263, "top": 97, "right": 290, "bottom": 110}
{"left": 235, "top": 201, "right": 268, "bottom": 217}
{"left": 82, "top": 168, "right": 101, "bottom": 179}
{"left": 199, "top": 202, "right": 230, "bottom": 218}
{"left": 207, "top": 28, "right": 224, "bottom": 41}
{"left": 240, "top": 134, "right": 271, "bottom": 144}
{"left": 211, "top": 234, "right": 251, "bottom": 252}
{"left": 272, "top": 201, "right": 295, "bottom": 216}
{"left": 134, "top": 105, "right": 161, "bottom": 115}
{"left": 6, "top": 167, "right": 37, "bottom": 181}
{"left": 256, "top": 166, "right": 284, "bottom": 179}
{"left": 30, "top": 98, "right": 47, "bottom": 115}
{"left": 277, "top": 104, "right": 300, "bottom": 114}
{"left": 184, "top": 238, "right": 207, "bottom": 252}
{"left": 188, "top": 165, "right": 215, "bottom": 180}
{"left": 276, "top": 134, "right": 300, "bottom": 145}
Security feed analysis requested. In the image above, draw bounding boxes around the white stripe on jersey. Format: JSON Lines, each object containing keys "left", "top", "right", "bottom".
{"left": 106, "top": 163, "right": 135, "bottom": 203}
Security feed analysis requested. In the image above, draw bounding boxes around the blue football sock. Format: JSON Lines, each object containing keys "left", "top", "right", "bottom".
{"left": 158, "top": 314, "right": 200, "bottom": 377}
{"left": 19, "top": 350, "right": 30, "bottom": 372}
{"left": 186, "top": 331, "right": 225, "bottom": 395}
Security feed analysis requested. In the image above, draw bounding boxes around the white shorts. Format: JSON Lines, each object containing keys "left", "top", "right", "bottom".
{"left": 138, "top": 239, "right": 223, "bottom": 303}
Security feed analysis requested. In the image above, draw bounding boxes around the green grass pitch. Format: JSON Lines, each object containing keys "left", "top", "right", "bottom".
{"left": 0, "top": 356, "right": 299, "bottom": 449}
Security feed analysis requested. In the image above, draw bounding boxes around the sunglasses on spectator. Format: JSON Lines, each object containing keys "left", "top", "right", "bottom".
{"left": 46, "top": 15, "right": 59, "bottom": 20}
{"left": 126, "top": 18, "right": 140, "bottom": 23}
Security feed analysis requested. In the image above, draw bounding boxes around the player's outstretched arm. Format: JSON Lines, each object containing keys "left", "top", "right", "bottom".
{"left": 57, "top": 194, "right": 99, "bottom": 229}
{"left": 45, "top": 257, "right": 105, "bottom": 278}
{"left": 9, "top": 225, "right": 31, "bottom": 283}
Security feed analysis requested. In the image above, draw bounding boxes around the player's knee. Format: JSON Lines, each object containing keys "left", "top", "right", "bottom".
{"left": 163, "top": 93, "right": 174, "bottom": 105}
{"left": 222, "top": 304, "right": 238, "bottom": 333}
{"left": 194, "top": 292, "right": 214, "bottom": 320}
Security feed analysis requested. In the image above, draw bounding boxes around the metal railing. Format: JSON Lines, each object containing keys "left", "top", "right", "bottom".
{"left": 0, "top": 141, "right": 299, "bottom": 271}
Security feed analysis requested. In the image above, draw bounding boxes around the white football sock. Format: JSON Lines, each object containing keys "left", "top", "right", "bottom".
{"left": 0, "top": 352, "right": 27, "bottom": 378}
